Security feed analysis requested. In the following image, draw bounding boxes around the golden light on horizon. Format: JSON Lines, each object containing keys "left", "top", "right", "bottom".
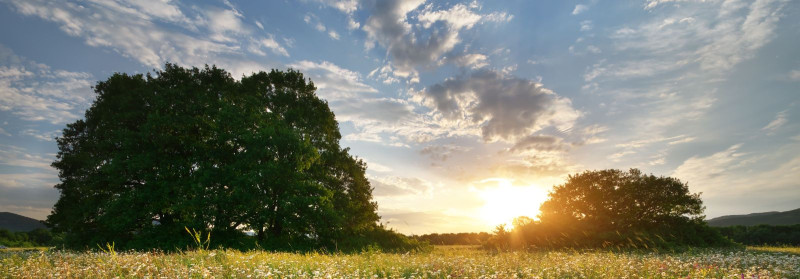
{"left": 476, "top": 178, "right": 549, "bottom": 229}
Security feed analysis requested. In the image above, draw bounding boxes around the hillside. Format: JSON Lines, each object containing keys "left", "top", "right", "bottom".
{"left": 707, "top": 208, "right": 800, "bottom": 227}
{"left": 0, "top": 212, "right": 47, "bottom": 232}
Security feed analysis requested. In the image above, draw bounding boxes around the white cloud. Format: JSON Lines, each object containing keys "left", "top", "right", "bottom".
{"left": 580, "top": 20, "right": 593, "bottom": 31}
{"left": 285, "top": 60, "right": 439, "bottom": 147}
{"left": 0, "top": 144, "right": 54, "bottom": 170}
{"left": 205, "top": 8, "right": 246, "bottom": 43}
{"left": 572, "top": 4, "right": 588, "bottom": 15}
{"left": 0, "top": 45, "right": 93, "bottom": 124}
{"left": 573, "top": 0, "right": 787, "bottom": 162}
{"left": 668, "top": 136, "right": 696, "bottom": 145}
{"left": 609, "top": 134, "right": 696, "bottom": 161}
{"left": 451, "top": 53, "right": 489, "bottom": 69}
{"left": 762, "top": 110, "right": 788, "bottom": 134}
{"left": 317, "top": 0, "right": 358, "bottom": 14}
{"left": 672, "top": 144, "right": 746, "bottom": 190}
{"left": 287, "top": 60, "right": 376, "bottom": 98}
{"left": 671, "top": 142, "right": 800, "bottom": 217}
{"left": 370, "top": 175, "right": 434, "bottom": 197}
{"left": 5, "top": 0, "right": 271, "bottom": 77}
{"left": 21, "top": 129, "right": 61, "bottom": 141}
{"left": 362, "top": 0, "right": 511, "bottom": 81}
{"left": 417, "top": 3, "right": 511, "bottom": 30}
{"left": 347, "top": 17, "right": 360, "bottom": 29}
{"left": 361, "top": 158, "right": 392, "bottom": 173}
{"left": 367, "top": 64, "right": 401, "bottom": 84}
{"left": 304, "top": 12, "right": 342, "bottom": 41}
{"left": 328, "top": 30, "right": 340, "bottom": 40}
{"left": 248, "top": 36, "right": 290, "bottom": 57}
{"left": 645, "top": 0, "right": 693, "bottom": 10}
{"left": 608, "top": 0, "right": 788, "bottom": 76}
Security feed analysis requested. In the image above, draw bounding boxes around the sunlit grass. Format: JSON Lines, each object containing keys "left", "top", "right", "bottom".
{"left": 749, "top": 245, "right": 800, "bottom": 255}
{"left": 1, "top": 246, "right": 798, "bottom": 278}
{"left": 0, "top": 247, "right": 49, "bottom": 252}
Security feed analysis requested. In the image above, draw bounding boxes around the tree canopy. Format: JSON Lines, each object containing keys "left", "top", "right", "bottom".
{"left": 487, "top": 169, "right": 732, "bottom": 250}
{"left": 47, "top": 64, "right": 414, "bottom": 251}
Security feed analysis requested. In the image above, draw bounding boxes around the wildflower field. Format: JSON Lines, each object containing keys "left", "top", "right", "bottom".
{"left": 1, "top": 246, "right": 799, "bottom": 278}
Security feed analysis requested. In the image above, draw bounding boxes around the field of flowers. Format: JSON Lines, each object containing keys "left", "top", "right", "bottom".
{"left": 2, "top": 245, "right": 799, "bottom": 278}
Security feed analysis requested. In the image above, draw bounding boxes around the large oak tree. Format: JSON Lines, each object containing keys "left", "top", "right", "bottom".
{"left": 47, "top": 64, "right": 381, "bottom": 250}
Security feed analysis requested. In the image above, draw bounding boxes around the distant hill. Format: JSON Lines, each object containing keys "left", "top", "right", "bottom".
{"left": 707, "top": 208, "right": 800, "bottom": 227}
{"left": 0, "top": 212, "right": 47, "bottom": 232}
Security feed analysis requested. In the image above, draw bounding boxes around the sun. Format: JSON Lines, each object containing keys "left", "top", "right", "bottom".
{"left": 477, "top": 178, "right": 549, "bottom": 229}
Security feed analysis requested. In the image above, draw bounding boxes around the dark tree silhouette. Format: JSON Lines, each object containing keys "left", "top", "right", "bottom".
{"left": 539, "top": 169, "right": 704, "bottom": 234}
{"left": 487, "top": 169, "right": 732, "bottom": 249}
{"left": 46, "top": 64, "right": 413, "bottom": 251}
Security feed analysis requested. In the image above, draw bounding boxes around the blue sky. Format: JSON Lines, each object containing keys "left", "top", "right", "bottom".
{"left": 0, "top": 0, "right": 798, "bottom": 234}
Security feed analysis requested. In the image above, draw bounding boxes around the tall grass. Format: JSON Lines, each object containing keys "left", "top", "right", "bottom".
{"left": 2, "top": 246, "right": 798, "bottom": 278}
{"left": 184, "top": 227, "right": 211, "bottom": 252}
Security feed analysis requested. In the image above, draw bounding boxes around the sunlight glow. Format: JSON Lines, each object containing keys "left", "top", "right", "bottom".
{"left": 476, "top": 178, "right": 549, "bottom": 229}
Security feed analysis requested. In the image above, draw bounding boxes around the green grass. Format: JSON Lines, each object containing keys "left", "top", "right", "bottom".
{"left": 749, "top": 245, "right": 800, "bottom": 255}
{"left": 1, "top": 246, "right": 798, "bottom": 278}
{"left": 0, "top": 247, "right": 49, "bottom": 252}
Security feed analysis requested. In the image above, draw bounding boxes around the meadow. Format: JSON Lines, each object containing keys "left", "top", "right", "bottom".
{"left": 2, "top": 246, "right": 799, "bottom": 278}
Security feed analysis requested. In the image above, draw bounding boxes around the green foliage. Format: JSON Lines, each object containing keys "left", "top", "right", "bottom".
{"left": 485, "top": 169, "right": 734, "bottom": 250}
{"left": 716, "top": 224, "right": 800, "bottom": 246}
{"left": 46, "top": 63, "right": 405, "bottom": 252}
{"left": 0, "top": 228, "right": 60, "bottom": 247}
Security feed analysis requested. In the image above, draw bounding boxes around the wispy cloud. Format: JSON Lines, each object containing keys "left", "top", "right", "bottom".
{"left": 4, "top": 0, "right": 279, "bottom": 76}
{"left": 0, "top": 45, "right": 92, "bottom": 124}
{"left": 672, "top": 142, "right": 800, "bottom": 217}
{"left": 763, "top": 110, "right": 788, "bottom": 135}
{"left": 572, "top": 4, "right": 588, "bottom": 15}
{"left": 287, "top": 60, "right": 376, "bottom": 98}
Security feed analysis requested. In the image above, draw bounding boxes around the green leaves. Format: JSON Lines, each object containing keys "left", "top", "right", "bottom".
{"left": 48, "top": 64, "right": 383, "bottom": 251}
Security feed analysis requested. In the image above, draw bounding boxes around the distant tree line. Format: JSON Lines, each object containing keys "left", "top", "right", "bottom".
{"left": 412, "top": 232, "right": 491, "bottom": 245}
{"left": 715, "top": 225, "right": 800, "bottom": 246}
{"left": 0, "top": 229, "right": 59, "bottom": 247}
{"left": 484, "top": 169, "right": 734, "bottom": 250}
{"left": 47, "top": 64, "right": 422, "bottom": 252}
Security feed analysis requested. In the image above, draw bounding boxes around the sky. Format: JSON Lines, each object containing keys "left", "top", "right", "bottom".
{"left": 0, "top": 0, "right": 798, "bottom": 235}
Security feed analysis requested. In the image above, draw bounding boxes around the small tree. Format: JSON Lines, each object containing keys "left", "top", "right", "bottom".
{"left": 539, "top": 169, "right": 705, "bottom": 234}
{"left": 487, "top": 169, "right": 732, "bottom": 249}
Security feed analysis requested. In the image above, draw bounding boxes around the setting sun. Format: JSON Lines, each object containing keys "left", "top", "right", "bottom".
{"left": 476, "top": 178, "right": 549, "bottom": 229}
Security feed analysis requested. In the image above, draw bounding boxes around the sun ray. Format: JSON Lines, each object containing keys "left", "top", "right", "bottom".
{"left": 476, "top": 178, "right": 549, "bottom": 229}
